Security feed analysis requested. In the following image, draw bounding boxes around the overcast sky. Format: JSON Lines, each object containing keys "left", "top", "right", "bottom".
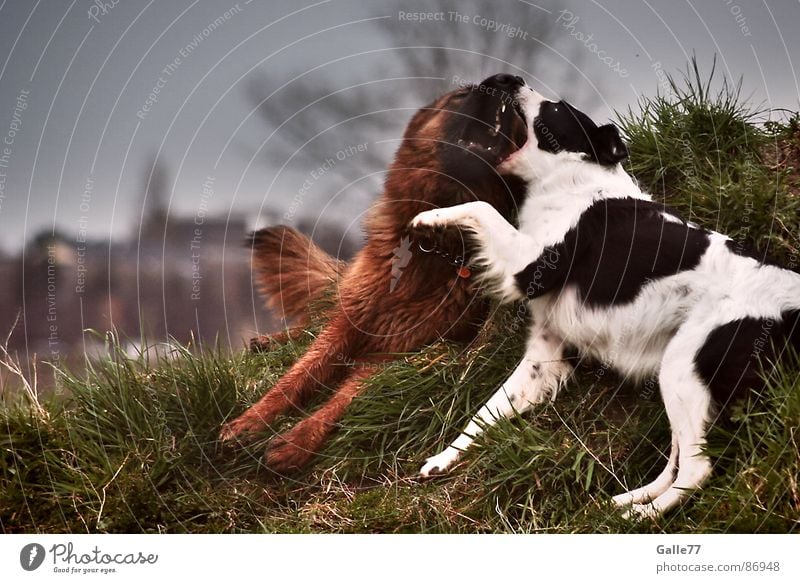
{"left": 0, "top": 0, "right": 797, "bottom": 252}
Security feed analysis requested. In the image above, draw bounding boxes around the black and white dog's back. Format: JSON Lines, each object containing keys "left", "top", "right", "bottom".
{"left": 410, "top": 83, "right": 800, "bottom": 518}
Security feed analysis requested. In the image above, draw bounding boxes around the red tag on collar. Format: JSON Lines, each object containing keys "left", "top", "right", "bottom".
{"left": 457, "top": 266, "right": 471, "bottom": 279}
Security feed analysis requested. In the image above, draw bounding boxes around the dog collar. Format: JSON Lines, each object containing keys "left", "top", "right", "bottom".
{"left": 416, "top": 239, "right": 472, "bottom": 279}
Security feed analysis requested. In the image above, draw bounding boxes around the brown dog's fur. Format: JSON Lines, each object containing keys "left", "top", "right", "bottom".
{"left": 220, "top": 80, "right": 526, "bottom": 471}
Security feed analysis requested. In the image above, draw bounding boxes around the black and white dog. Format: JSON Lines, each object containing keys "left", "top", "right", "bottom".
{"left": 410, "top": 81, "right": 800, "bottom": 518}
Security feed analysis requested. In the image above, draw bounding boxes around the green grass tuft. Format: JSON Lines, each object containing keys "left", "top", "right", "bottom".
{"left": 617, "top": 56, "right": 800, "bottom": 264}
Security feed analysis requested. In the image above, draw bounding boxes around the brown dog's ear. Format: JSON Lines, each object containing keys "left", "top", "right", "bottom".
{"left": 594, "top": 124, "right": 628, "bottom": 165}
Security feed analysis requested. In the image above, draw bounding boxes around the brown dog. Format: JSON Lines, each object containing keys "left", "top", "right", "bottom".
{"left": 220, "top": 74, "right": 528, "bottom": 472}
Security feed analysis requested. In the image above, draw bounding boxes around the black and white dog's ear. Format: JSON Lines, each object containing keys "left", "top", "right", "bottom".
{"left": 594, "top": 124, "right": 628, "bottom": 165}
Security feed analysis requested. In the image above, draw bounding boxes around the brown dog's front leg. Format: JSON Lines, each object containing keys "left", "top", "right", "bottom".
{"left": 264, "top": 359, "right": 386, "bottom": 472}
{"left": 220, "top": 314, "right": 357, "bottom": 442}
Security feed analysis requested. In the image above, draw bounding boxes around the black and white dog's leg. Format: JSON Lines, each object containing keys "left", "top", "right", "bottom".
{"left": 611, "top": 435, "right": 678, "bottom": 507}
{"left": 411, "top": 201, "right": 536, "bottom": 300}
{"left": 420, "top": 325, "right": 572, "bottom": 477}
{"left": 619, "top": 329, "right": 714, "bottom": 519}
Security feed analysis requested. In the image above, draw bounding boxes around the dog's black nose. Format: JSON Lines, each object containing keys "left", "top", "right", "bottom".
{"left": 483, "top": 73, "right": 525, "bottom": 88}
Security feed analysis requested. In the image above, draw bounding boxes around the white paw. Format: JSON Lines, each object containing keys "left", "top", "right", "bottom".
{"left": 419, "top": 448, "right": 461, "bottom": 477}
{"left": 611, "top": 475, "right": 677, "bottom": 507}
{"left": 611, "top": 491, "right": 641, "bottom": 507}
{"left": 621, "top": 503, "right": 661, "bottom": 521}
{"left": 410, "top": 209, "right": 446, "bottom": 229}
{"left": 611, "top": 492, "right": 632, "bottom": 507}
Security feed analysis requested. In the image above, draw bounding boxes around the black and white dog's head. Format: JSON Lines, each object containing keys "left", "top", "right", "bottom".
{"left": 500, "top": 85, "right": 628, "bottom": 181}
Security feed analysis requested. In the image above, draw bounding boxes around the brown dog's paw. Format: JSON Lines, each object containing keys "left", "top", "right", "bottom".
{"left": 250, "top": 328, "right": 306, "bottom": 352}
{"left": 264, "top": 432, "right": 317, "bottom": 472}
{"left": 219, "top": 411, "right": 270, "bottom": 443}
{"left": 249, "top": 330, "right": 290, "bottom": 352}
{"left": 249, "top": 335, "right": 271, "bottom": 352}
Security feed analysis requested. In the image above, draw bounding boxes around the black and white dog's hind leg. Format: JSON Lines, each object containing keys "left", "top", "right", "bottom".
{"left": 412, "top": 202, "right": 572, "bottom": 476}
{"left": 419, "top": 323, "right": 573, "bottom": 476}
{"left": 613, "top": 317, "right": 716, "bottom": 519}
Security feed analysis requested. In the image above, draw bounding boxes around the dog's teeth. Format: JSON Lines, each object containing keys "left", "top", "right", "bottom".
{"left": 492, "top": 105, "right": 503, "bottom": 136}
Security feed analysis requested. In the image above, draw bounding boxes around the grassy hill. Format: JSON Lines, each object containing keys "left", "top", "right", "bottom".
{"left": 2, "top": 62, "right": 799, "bottom": 533}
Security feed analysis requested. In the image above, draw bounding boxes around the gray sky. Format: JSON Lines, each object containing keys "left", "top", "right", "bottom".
{"left": 0, "top": 0, "right": 797, "bottom": 252}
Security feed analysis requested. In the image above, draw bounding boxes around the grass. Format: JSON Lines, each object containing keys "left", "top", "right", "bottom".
{"left": 617, "top": 57, "right": 800, "bottom": 265}
{"left": 2, "top": 60, "right": 799, "bottom": 533}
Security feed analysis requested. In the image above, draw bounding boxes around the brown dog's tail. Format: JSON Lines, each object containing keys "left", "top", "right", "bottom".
{"left": 247, "top": 225, "right": 343, "bottom": 324}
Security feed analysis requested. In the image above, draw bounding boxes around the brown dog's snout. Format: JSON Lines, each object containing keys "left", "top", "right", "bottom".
{"left": 481, "top": 73, "right": 525, "bottom": 90}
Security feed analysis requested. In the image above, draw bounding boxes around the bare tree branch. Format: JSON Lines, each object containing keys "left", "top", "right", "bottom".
{"left": 244, "top": 0, "right": 582, "bottom": 231}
